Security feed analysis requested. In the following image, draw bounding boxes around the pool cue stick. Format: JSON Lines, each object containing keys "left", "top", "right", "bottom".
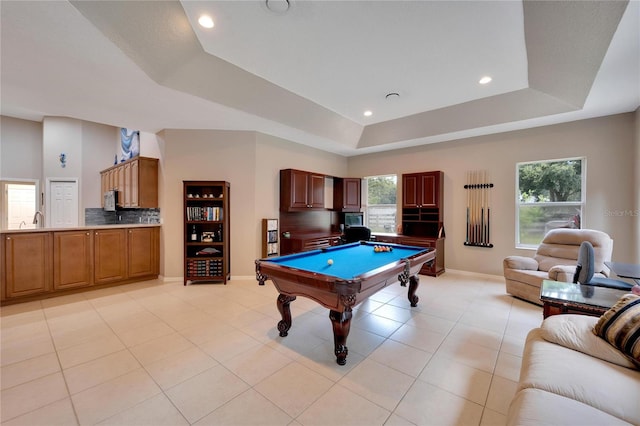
{"left": 466, "top": 171, "right": 470, "bottom": 243}
{"left": 480, "top": 171, "right": 485, "bottom": 245}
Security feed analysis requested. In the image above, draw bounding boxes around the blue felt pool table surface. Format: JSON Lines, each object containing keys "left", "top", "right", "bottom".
{"left": 264, "top": 241, "right": 428, "bottom": 280}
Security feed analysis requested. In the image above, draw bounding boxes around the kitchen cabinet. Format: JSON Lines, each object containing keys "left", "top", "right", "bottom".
{"left": 1, "top": 226, "right": 160, "bottom": 304}
{"left": 128, "top": 226, "right": 159, "bottom": 278}
{"left": 3, "top": 232, "right": 52, "bottom": 299}
{"left": 280, "top": 169, "right": 325, "bottom": 211}
{"left": 53, "top": 230, "right": 93, "bottom": 290}
{"left": 100, "top": 156, "right": 158, "bottom": 208}
{"left": 333, "top": 178, "right": 361, "bottom": 212}
{"left": 94, "top": 228, "right": 127, "bottom": 285}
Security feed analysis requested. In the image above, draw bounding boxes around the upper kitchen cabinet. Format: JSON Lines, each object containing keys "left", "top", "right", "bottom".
{"left": 280, "top": 169, "right": 325, "bottom": 211}
{"left": 100, "top": 156, "right": 158, "bottom": 208}
{"left": 333, "top": 178, "right": 361, "bottom": 212}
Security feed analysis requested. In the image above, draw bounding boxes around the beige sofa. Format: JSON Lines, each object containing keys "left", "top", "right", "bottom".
{"left": 504, "top": 229, "right": 613, "bottom": 305}
{"left": 507, "top": 314, "right": 640, "bottom": 425}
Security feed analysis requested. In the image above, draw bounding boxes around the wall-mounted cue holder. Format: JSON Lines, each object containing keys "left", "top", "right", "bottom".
{"left": 464, "top": 170, "right": 494, "bottom": 248}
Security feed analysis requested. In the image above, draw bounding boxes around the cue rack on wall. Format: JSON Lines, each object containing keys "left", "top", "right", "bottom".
{"left": 464, "top": 170, "right": 494, "bottom": 248}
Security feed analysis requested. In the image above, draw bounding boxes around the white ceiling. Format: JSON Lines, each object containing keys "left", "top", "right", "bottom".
{"left": 1, "top": 1, "right": 638, "bottom": 157}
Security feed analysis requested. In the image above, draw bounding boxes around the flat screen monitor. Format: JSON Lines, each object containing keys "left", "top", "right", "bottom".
{"left": 344, "top": 212, "right": 363, "bottom": 228}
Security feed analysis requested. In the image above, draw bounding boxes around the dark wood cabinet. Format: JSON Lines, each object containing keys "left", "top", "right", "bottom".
{"left": 183, "top": 181, "right": 230, "bottom": 285}
{"left": 402, "top": 171, "right": 442, "bottom": 209}
{"left": 3, "top": 232, "right": 52, "bottom": 299}
{"left": 374, "top": 234, "right": 445, "bottom": 277}
{"left": 94, "top": 228, "right": 127, "bottom": 285}
{"left": 402, "top": 171, "right": 444, "bottom": 238}
{"left": 280, "top": 169, "right": 325, "bottom": 211}
{"left": 53, "top": 230, "right": 93, "bottom": 290}
{"left": 333, "top": 178, "right": 361, "bottom": 212}
{"left": 280, "top": 233, "right": 342, "bottom": 255}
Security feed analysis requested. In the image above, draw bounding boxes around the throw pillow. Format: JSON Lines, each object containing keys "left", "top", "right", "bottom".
{"left": 593, "top": 294, "right": 640, "bottom": 367}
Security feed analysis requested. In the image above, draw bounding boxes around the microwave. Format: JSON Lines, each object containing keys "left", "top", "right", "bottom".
{"left": 104, "top": 190, "right": 118, "bottom": 211}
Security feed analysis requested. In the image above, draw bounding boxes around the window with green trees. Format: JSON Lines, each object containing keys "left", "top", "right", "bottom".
{"left": 516, "top": 157, "right": 584, "bottom": 247}
{"left": 364, "top": 175, "right": 397, "bottom": 233}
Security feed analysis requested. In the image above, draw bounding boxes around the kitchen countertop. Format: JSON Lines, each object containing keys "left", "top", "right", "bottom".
{"left": 0, "top": 223, "right": 161, "bottom": 234}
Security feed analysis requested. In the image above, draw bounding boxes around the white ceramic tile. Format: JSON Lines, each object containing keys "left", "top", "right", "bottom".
{"left": 340, "top": 358, "right": 415, "bottom": 411}
{"left": 194, "top": 389, "right": 292, "bottom": 425}
{"left": 1, "top": 352, "right": 60, "bottom": 390}
{"left": 394, "top": 380, "right": 484, "bottom": 426}
{"left": 418, "top": 354, "right": 492, "bottom": 405}
{"left": 63, "top": 350, "right": 141, "bottom": 394}
{"left": 1, "top": 397, "right": 77, "bottom": 426}
{"left": 71, "top": 368, "right": 160, "bottom": 425}
{"left": 253, "top": 362, "right": 334, "bottom": 418}
{"left": 129, "top": 332, "right": 196, "bottom": 366}
{"left": 493, "top": 351, "right": 522, "bottom": 382}
{"left": 221, "top": 344, "right": 292, "bottom": 386}
{"left": 390, "top": 323, "right": 447, "bottom": 353}
{"left": 485, "top": 375, "right": 518, "bottom": 415}
{"left": 57, "top": 333, "right": 125, "bottom": 369}
{"left": 1, "top": 372, "right": 69, "bottom": 422}
{"left": 480, "top": 407, "right": 508, "bottom": 426}
{"left": 369, "top": 339, "right": 433, "bottom": 377}
{"left": 164, "top": 365, "right": 249, "bottom": 424}
{"left": 97, "top": 393, "right": 189, "bottom": 425}
{"left": 296, "top": 384, "right": 391, "bottom": 426}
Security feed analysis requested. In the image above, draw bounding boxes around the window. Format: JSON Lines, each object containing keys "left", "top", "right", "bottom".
{"left": 516, "top": 157, "right": 584, "bottom": 248}
{"left": 363, "top": 175, "right": 397, "bottom": 233}
{"left": 1, "top": 180, "right": 38, "bottom": 230}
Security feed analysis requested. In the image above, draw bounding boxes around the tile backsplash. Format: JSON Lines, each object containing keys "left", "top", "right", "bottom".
{"left": 85, "top": 208, "right": 160, "bottom": 225}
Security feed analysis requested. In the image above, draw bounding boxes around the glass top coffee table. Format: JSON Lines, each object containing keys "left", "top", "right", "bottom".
{"left": 540, "top": 279, "right": 629, "bottom": 319}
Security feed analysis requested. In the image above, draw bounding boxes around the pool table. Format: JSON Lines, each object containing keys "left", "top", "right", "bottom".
{"left": 255, "top": 241, "right": 435, "bottom": 365}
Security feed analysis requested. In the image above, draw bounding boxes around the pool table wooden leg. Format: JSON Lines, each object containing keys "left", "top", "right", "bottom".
{"left": 276, "top": 294, "right": 296, "bottom": 337}
{"left": 407, "top": 274, "right": 420, "bottom": 307}
{"left": 329, "top": 308, "right": 352, "bottom": 365}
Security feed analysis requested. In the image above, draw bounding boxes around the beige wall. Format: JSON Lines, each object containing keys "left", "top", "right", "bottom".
{"left": 349, "top": 113, "right": 638, "bottom": 275}
{"left": 159, "top": 129, "right": 348, "bottom": 279}
{"left": 1, "top": 116, "right": 43, "bottom": 181}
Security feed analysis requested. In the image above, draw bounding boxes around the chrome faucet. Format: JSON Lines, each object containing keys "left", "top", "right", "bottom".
{"left": 19, "top": 220, "right": 27, "bottom": 229}
{"left": 32, "top": 211, "right": 44, "bottom": 227}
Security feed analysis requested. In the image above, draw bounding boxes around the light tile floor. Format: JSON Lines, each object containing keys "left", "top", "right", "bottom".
{"left": 1, "top": 272, "right": 542, "bottom": 425}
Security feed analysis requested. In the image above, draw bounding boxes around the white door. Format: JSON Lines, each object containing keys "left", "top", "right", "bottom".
{"left": 49, "top": 180, "right": 79, "bottom": 228}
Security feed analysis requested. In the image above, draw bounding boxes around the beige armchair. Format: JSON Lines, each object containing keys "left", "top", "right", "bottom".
{"left": 504, "top": 229, "right": 613, "bottom": 305}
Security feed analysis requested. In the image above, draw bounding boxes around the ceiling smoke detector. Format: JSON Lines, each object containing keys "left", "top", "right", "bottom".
{"left": 265, "top": 0, "right": 290, "bottom": 14}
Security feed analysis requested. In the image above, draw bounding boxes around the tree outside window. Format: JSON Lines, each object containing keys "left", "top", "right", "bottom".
{"left": 364, "top": 175, "right": 397, "bottom": 233}
{"left": 517, "top": 158, "right": 584, "bottom": 247}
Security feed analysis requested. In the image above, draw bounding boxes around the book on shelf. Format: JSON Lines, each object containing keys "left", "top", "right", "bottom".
{"left": 186, "top": 206, "right": 223, "bottom": 221}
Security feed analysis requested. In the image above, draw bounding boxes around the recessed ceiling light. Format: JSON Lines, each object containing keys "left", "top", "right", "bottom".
{"left": 479, "top": 76, "right": 492, "bottom": 85}
{"left": 385, "top": 92, "right": 400, "bottom": 99}
{"left": 198, "top": 15, "right": 214, "bottom": 29}
{"left": 265, "top": 0, "right": 290, "bottom": 14}
{"left": 363, "top": 110, "right": 373, "bottom": 117}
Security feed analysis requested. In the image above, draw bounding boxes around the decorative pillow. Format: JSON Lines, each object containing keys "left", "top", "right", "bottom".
{"left": 593, "top": 294, "right": 640, "bottom": 367}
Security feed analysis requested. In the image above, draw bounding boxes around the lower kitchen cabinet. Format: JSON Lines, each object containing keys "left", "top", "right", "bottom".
{"left": 54, "top": 230, "right": 93, "bottom": 290}
{"left": 3, "top": 232, "right": 52, "bottom": 299}
{"left": 1, "top": 226, "right": 160, "bottom": 304}
{"left": 94, "top": 228, "right": 128, "bottom": 285}
{"left": 127, "top": 227, "right": 159, "bottom": 278}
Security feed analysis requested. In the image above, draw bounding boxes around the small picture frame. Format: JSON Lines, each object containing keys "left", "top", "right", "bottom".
{"left": 201, "top": 232, "right": 214, "bottom": 242}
